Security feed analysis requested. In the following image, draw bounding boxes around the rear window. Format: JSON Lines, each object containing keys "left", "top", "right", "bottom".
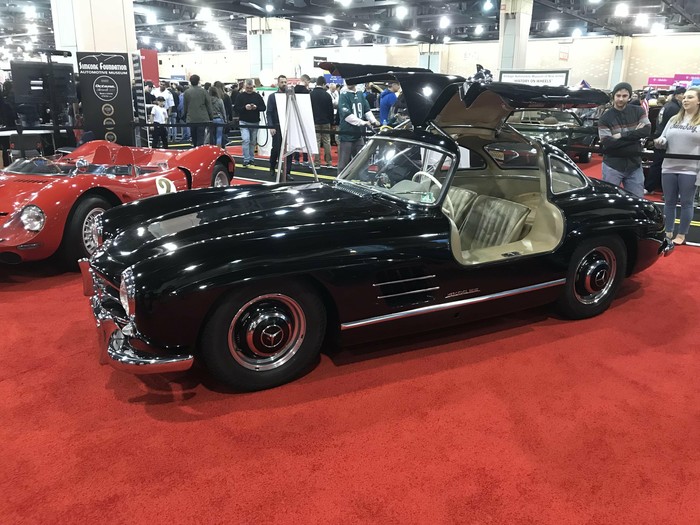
{"left": 484, "top": 142, "right": 539, "bottom": 169}
{"left": 549, "top": 155, "right": 587, "bottom": 193}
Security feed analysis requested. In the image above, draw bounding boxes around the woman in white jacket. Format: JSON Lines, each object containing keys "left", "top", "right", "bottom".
{"left": 654, "top": 87, "right": 700, "bottom": 245}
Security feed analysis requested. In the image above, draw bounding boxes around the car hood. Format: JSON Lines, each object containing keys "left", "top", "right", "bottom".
{"left": 94, "top": 182, "right": 406, "bottom": 271}
{"left": 0, "top": 173, "right": 59, "bottom": 214}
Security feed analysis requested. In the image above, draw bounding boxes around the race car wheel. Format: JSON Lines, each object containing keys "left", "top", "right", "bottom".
{"left": 201, "top": 280, "right": 326, "bottom": 391}
{"left": 59, "top": 195, "right": 111, "bottom": 269}
{"left": 556, "top": 236, "right": 626, "bottom": 320}
{"left": 578, "top": 151, "right": 592, "bottom": 163}
{"left": 211, "top": 161, "right": 231, "bottom": 187}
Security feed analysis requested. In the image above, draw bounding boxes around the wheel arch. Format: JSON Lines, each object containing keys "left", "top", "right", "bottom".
{"left": 617, "top": 229, "right": 639, "bottom": 277}
{"left": 62, "top": 188, "right": 122, "bottom": 235}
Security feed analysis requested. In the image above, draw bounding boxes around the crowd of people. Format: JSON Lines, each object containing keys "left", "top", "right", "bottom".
{"left": 598, "top": 81, "right": 700, "bottom": 245}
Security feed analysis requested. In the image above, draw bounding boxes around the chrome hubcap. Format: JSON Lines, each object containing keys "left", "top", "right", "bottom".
{"left": 228, "top": 294, "right": 306, "bottom": 371}
{"left": 82, "top": 208, "right": 105, "bottom": 255}
{"left": 213, "top": 170, "right": 229, "bottom": 187}
{"left": 573, "top": 246, "right": 616, "bottom": 305}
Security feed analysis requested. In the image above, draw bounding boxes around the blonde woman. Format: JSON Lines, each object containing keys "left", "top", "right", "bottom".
{"left": 654, "top": 87, "right": 700, "bottom": 245}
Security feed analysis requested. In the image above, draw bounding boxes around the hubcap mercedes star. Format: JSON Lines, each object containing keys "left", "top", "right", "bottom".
{"left": 213, "top": 170, "right": 229, "bottom": 187}
{"left": 573, "top": 246, "right": 617, "bottom": 305}
{"left": 228, "top": 294, "right": 306, "bottom": 371}
{"left": 82, "top": 208, "right": 105, "bottom": 254}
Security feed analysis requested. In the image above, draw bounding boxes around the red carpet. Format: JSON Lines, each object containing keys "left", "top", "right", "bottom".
{"left": 1, "top": 226, "right": 699, "bottom": 521}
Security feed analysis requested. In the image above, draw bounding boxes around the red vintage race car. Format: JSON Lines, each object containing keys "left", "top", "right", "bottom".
{"left": 0, "top": 140, "right": 241, "bottom": 266}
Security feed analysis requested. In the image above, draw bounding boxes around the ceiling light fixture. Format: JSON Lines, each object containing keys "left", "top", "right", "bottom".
{"left": 165, "top": 25, "right": 174, "bottom": 34}
{"left": 389, "top": 37, "right": 397, "bottom": 45}
{"left": 474, "top": 25, "right": 484, "bottom": 35}
{"left": 371, "top": 23, "right": 380, "bottom": 31}
{"left": 443, "top": 36, "right": 451, "bottom": 43}
{"left": 324, "top": 15, "right": 333, "bottom": 24}
{"left": 572, "top": 27, "right": 583, "bottom": 38}
{"left": 341, "top": 38, "right": 349, "bottom": 47}
{"left": 614, "top": 3, "right": 629, "bottom": 17}
{"left": 410, "top": 30, "right": 419, "bottom": 39}
{"left": 141, "top": 35, "right": 151, "bottom": 44}
{"left": 354, "top": 31, "right": 363, "bottom": 41}
{"left": 187, "top": 40, "right": 195, "bottom": 49}
{"left": 24, "top": 6, "right": 37, "bottom": 19}
{"left": 304, "top": 32, "right": 312, "bottom": 41}
{"left": 198, "top": 8, "right": 213, "bottom": 21}
{"left": 483, "top": 0, "right": 493, "bottom": 10}
{"left": 146, "top": 12, "right": 158, "bottom": 25}
{"left": 634, "top": 13, "right": 649, "bottom": 27}
{"left": 396, "top": 6, "right": 408, "bottom": 20}
{"left": 155, "top": 42, "right": 163, "bottom": 50}
{"left": 337, "top": 0, "right": 352, "bottom": 7}
{"left": 312, "top": 24, "right": 321, "bottom": 35}
{"left": 300, "top": 41, "right": 307, "bottom": 49}
{"left": 439, "top": 16, "right": 450, "bottom": 29}
{"left": 265, "top": 4, "right": 273, "bottom": 12}
{"left": 650, "top": 22, "right": 665, "bottom": 34}
{"left": 547, "top": 20, "right": 560, "bottom": 31}
{"left": 178, "top": 33, "right": 187, "bottom": 42}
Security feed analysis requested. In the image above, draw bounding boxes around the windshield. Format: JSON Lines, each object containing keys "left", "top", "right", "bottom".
{"left": 338, "top": 138, "right": 455, "bottom": 205}
{"left": 3, "top": 158, "right": 132, "bottom": 176}
{"left": 509, "top": 110, "right": 579, "bottom": 126}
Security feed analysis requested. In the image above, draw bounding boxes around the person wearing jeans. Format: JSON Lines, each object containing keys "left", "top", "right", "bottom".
{"left": 654, "top": 87, "right": 700, "bottom": 245}
{"left": 209, "top": 87, "right": 227, "bottom": 147}
{"left": 233, "top": 79, "right": 266, "bottom": 166}
{"left": 183, "top": 74, "right": 212, "bottom": 147}
{"left": 598, "top": 82, "right": 651, "bottom": 198}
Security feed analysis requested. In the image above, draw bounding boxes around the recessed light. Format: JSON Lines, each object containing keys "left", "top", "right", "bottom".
{"left": 410, "top": 30, "right": 419, "bottom": 39}
{"left": 396, "top": 6, "right": 408, "bottom": 20}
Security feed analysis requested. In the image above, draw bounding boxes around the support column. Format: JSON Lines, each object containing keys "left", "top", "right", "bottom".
{"left": 51, "top": 0, "right": 138, "bottom": 68}
{"left": 607, "top": 36, "right": 632, "bottom": 89}
{"left": 246, "top": 17, "right": 291, "bottom": 81}
{"left": 498, "top": 0, "right": 534, "bottom": 72}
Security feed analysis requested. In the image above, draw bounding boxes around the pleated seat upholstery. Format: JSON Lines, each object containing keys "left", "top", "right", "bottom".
{"left": 459, "top": 195, "right": 531, "bottom": 250}
{"left": 447, "top": 186, "right": 478, "bottom": 227}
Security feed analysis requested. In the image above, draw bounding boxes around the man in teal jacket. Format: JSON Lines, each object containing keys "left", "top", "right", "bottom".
{"left": 337, "top": 82, "right": 378, "bottom": 173}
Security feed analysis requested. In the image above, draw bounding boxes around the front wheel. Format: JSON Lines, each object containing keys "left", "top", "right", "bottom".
{"left": 58, "top": 195, "right": 111, "bottom": 269}
{"left": 201, "top": 280, "right": 327, "bottom": 391}
{"left": 556, "top": 236, "right": 627, "bottom": 319}
{"left": 211, "top": 161, "right": 231, "bottom": 187}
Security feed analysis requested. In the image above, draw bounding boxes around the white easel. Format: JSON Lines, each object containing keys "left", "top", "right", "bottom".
{"left": 276, "top": 88, "right": 319, "bottom": 183}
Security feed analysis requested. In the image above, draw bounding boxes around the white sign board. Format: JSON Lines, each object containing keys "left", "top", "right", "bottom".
{"left": 275, "top": 93, "right": 319, "bottom": 155}
{"left": 499, "top": 70, "right": 570, "bottom": 86}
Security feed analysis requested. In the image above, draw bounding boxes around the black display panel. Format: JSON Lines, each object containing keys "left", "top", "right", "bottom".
{"left": 10, "top": 61, "right": 78, "bottom": 104}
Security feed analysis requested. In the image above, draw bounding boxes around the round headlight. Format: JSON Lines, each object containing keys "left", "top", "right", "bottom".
{"left": 119, "top": 267, "right": 136, "bottom": 318}
{"left": 20, "top": 205, "right": 46, "bottom": 232}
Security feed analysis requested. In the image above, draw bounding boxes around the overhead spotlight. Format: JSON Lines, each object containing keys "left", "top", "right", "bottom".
{"left": 331, "top": 34, "right": 338, "bottom": 41}
{"left": 389, "top": 37, "right": 397, "bottom": 45}
{"left": 341, "top": 38, "right": 349, "bottom": 47}
{"left": 634, "top": 13, "right": 649, "bottom": 27}
{"left": 230, "top": 14, "right": 234, "bottom": 20}
{"left": 165, "top": 25, "right": 174, "bottom": 34}
{"left": 198, "top": 7, "right": 213, "bottom": 21}
{"left": 547, "top": 20, "right": 560, "bottom": 31}
{"left": 5, "top": 38, "right": 11, "bottom": 45}
{"left": 324, "top": 15, "right": 333, "bottom": 24}
{"left": 371, "top": 23, "right": 380, "bottom": 31}
{"left": 439, "top": 16, "right": 450, "bottom": 29}
{"left": 265, "top": 4, "right": 273, "bottom": 12}
{"left": 474, "top": 25, "right": 484, "bottom": 35}
{"left": 483, "top": 0, "right": 493, "bottom": 10}
{"left": 187, "top": 40, "right": 195, "bottom": 49}
{"left": 24, "top": 6, "right": 37, "bottom": 19}
{"left": 614, "top": 3, "right": 629, "bottom": 17}
{"left": 155, "top": 42, "right": 163, "bottom": 50}
{"left": 588, "top": 0, "right": 602, "bottom": 3}
{"left": 146, "top": 12, "right": 158, "bottom": 25}
{"left": 300, "top": 41, "right": 307, "bottom": 49}
{"left": 572, "top": 27, "right": 583, "bottom": 38}
{"left": 141, "top": 35, "right": 151, "bottom": 44}
{"left": 30, "top": 35, "right": 37, "bottom": 42}
{"left": 312, "top": 24, "right": 321, "bottom": 35}
{"left": 25, "top": 42, "right": 34, "bottom": 51}
{"left": 304, "top": 32, "right": 312, "bottom": 41}
{"left": 27, "top": 23, "right": 38, "bottom": 35}
{"left": 443, "top": 36, "right": 451, "bottom": 43}
{"left": 410, "top": 30, "right": 419, "bottom": 39}
{"left": 396, "top": 6, "right": 408, "bottom": 20}
{"left": 337, "top": 0, "right": 352, "bottom": 7}
{"left": 354, "top": 31, "right": 363, "bottom": 41}
{"left": 178, "top": 33, "right": 187, "bottom": 42}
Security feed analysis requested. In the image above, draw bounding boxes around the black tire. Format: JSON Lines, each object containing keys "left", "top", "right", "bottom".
{"left": 201, "top": 280, "right": 326, "bottom": 391}
{"left": 211, "top": 161, "right": 231, "bottom": 187}
{"left": 58, "top": 195, "right": 111, "bottom": 269}
{"left": 578, "top": 150, "right": 592, "bottom": 163}
{"left": 556, "top": 236, "right": 627, "bottom": 319}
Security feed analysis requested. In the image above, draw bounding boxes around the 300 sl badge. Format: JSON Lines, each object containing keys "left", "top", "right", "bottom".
{"left": 445, "top": 288, "right": 481, "bottom": 299}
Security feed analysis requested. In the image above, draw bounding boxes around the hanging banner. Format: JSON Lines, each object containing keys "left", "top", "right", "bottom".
{"left": 77, "top": 52, "right": 133, "bottom": 146}
{"left": 499, "top": 69, "right": 570, "bottom": 86}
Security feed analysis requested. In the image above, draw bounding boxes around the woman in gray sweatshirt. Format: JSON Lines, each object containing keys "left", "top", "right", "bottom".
{"left": 654, "top": 87, "right": 700, "bottom": 245}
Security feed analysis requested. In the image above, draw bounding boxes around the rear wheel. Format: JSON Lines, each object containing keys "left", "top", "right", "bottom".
{"left": 58, "top": 195, "right": 111, "bottom": 269}
{"left": 557, "top": 236, "right": 627, "bottom": 319}
{"left": 201, "top": 280, "right": 326, "bottom": 391}
{"left": 578, "top": 150, "right": 591, "bottom": 163}
{"left": 211, "top": 161, "right": 230, "bottom": 187}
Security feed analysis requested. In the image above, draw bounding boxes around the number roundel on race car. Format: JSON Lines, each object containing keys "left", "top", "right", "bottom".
{"left": 156, "top": 177, "right": 177, "bottom": 195}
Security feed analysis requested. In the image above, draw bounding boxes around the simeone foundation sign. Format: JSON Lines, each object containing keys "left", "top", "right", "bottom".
{"left": 77, "top": 52, "right": 134, "bottom": 146}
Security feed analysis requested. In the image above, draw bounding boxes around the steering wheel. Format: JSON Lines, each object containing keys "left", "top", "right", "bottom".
{"left": 411, "top": 171, "right": 454, "bottom": 216}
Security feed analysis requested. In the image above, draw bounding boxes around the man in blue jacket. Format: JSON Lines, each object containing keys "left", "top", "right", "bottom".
{"left": 379, "top": 82, "right": 400, "bottom": 125}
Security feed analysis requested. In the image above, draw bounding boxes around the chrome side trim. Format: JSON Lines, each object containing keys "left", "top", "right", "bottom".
{"left": 373, "top": 274, "right": 436, "bottom": 287}
{"left": 341, "top": 278, "right": 566, "bottom": 330}
{"left": 377, "top": 286, "right": 440, "bottom": 300}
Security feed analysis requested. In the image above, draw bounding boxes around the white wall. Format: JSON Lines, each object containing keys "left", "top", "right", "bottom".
{"left": 159, "top": 32, "right": 700, "bottom": 90}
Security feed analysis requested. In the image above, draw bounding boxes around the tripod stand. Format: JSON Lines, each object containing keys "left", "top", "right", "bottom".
{"left": 275, "top": 88, "right": 319, "bottom": 183}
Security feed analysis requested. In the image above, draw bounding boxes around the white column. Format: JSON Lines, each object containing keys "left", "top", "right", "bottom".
{"left": 607, "top": 36, "right": 632, "bottom": 89}
{"left": 498, "top": 0, "right": 534, "bottom": 72}
{"left": 51, "top": 0, "right": 138, "bottom": 68}
{"left": 246, "top": 17, "right": 291, "bottom": 81}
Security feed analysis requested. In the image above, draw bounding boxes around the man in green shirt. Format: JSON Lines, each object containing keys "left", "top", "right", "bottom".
{"left": 337, "top": 82, "right": 378, "bottom": 173}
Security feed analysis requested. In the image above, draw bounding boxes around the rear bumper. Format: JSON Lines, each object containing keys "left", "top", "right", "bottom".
{"left": 79, "top": 259, "right": 194, "bottom": 374}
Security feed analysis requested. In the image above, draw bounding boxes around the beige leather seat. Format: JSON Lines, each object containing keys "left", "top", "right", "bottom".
{"left": 459, "top": 195, "right": 531, "bottom": 250}
{"left": 446, "top": 186, "right": 478, "bottom": 227}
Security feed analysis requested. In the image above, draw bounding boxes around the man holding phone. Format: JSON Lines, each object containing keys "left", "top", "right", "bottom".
{"left": 234, "top": 79, "right": 267, "bottom": 166}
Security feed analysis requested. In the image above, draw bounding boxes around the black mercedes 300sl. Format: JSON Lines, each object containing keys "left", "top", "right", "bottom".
{"left": 80, "top": 64, "right": 672, "bottom": 391}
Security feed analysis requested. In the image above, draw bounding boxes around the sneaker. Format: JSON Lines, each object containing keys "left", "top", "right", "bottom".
{"left": 242, "top": 161, "right": 250, "bottom": 167}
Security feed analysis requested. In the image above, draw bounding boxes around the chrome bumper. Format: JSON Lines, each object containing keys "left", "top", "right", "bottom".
{"left": 79, "top": 259, "right": 194, "bottom": 375}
